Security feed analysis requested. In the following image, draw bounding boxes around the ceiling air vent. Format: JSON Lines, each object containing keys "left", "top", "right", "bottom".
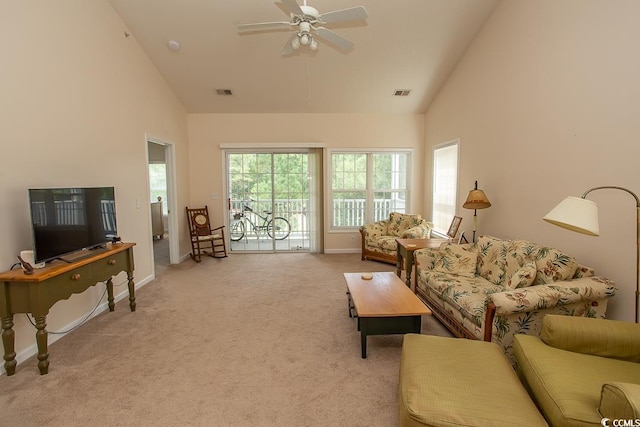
{"left": 393, "top": 89, "right": 411, "bottom": 97}
{"left": 216, "top": 89, "right": 233, "bottom": 96}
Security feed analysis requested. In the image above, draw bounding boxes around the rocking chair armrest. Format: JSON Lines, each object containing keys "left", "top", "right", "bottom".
{"left": 211, "top": 225, "right": 225, "bottom": 231}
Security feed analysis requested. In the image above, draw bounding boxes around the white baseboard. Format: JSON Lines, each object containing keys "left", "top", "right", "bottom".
{"left": 0, "top": 272, "right": 154, "bottom": 376}
{"left": 324, "top": 249, "right": 360, "bottom": 254}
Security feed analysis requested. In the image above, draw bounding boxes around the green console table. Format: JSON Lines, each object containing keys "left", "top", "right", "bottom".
{"left": 0, "top": 242, "right": 136, "bottom": 376}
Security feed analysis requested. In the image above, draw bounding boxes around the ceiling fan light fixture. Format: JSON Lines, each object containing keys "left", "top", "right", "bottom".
{"left": 238, "top": 1, "right": 368, "bottom": 55}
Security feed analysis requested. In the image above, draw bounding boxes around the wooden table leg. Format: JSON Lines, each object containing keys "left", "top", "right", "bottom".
{"left": 34, "top": 315, "right": 49, "bottom": 375}
{"left": 107, "top": 278, "right": 115, "bottom": 311}
{"left": 360, "top": 318, "right": 368, "bottom": 359}
{"left": 127, "top": 271, "right": 136, "bottom": 312}
{"left": 404, "top": 250, "right": 413, "bottom": 287}
{"left": 1, "top": 315, "right": 17, "bottom": 376}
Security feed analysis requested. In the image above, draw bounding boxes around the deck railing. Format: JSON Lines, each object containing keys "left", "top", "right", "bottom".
{"left": 230, "top": 198, "right": 404, "bottom": 229}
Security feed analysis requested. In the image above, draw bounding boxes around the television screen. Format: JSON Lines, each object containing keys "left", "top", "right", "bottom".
{"left": 28, "top": 187, "right": 117, "bottom": 263}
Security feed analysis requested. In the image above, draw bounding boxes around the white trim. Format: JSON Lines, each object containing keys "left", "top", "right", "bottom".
{"left": 145, "top": 134, "right": 179, "bottom": 266}
{"left": 326, "top": 148, "right": 415, "bottom": 231}
{"left": 219, "top": 142, "right": 325, "bottom": 149}
{"left": 324, "top": 248, "right": 360, "bottom": 254}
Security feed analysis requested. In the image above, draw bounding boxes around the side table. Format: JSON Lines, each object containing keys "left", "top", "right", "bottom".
{"left": 396, "top": 238, "right": 448, "bottom": 288}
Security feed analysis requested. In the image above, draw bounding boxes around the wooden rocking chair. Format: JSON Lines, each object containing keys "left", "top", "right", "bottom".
{"left": 185, "top": 206, "right": 227, "bottom": 262}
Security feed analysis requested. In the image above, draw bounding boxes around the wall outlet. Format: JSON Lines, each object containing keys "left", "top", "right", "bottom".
{"left": 350, "top": 236, "right": 355, "bottom": 243}
{"left": 211, "top": 192, "right": 218, "bottom": 200}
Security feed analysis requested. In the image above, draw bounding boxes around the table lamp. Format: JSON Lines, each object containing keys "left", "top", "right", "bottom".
{"left": 462, "top": 180, "right": 491, "bottom": 243}
{"left": 543, "top": 186, "right": 640, "bottom": 323}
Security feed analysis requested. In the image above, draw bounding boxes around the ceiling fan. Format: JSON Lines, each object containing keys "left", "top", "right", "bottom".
{"left": 238, "top": 0, "right": 368, "bottom": 55}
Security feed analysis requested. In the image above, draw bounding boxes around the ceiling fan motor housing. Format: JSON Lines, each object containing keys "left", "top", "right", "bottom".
{"left": 295, "top": 6, "right": 320, "bottom": 22}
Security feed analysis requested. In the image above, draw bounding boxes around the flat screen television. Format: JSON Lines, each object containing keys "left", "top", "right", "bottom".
{"left": 28, "top": 187, "right": 118, "bottom": 264}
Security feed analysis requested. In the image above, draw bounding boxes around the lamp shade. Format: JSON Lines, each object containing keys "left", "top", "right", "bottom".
{"left": 543, "top": 196, "right": 599, "bottom": 236}
{"left": 463, "top": 189, "right": 491, "bottom": 209}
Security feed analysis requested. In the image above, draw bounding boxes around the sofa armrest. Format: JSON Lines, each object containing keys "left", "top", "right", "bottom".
{"left": 600, "top": 382, "right": 640, "bottom": 420}
{"left": 414, "top": 247, "right": 440, "bottom": 271}
{"left": 489, "top": 276, "right": 616, "bottom": 317}
{"left": 360, "top": 219, "right": 389, "bottom": 241}
{"left": 401, "top": 222, "right": 433, "bottom": 239}
{"left": 540, "top": 314, "right": 640, "bottom": 363}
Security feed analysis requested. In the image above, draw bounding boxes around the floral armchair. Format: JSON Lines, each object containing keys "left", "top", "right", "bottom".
{"left": 360, "top": 212, "right": 433, "bottom": 264}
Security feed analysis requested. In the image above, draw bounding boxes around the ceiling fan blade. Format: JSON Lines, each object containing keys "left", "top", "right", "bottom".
{"left": 320, "top": 6, "right": 368, "bottom": 24}
{"left": 281, "top": 0, "right": 304, "bottom": 16}
{"left": 315, "top": 27, "right": 354, "bottom": 51}
{"left": 238, "top": 21, "right": 292, "bottom": 31}
{"left": 281, "top": 33, "right": 298, "bottom": 55}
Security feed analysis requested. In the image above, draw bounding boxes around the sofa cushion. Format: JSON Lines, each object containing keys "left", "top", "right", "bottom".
{"left": 388, "top": 212, "right": 423, "bottom": 237}
{"left": 421, "top": 272, "right": 503, "bottom": 327}
{"left": 541, "top": 315, "right": 640, "bottom": 363}
{"left": 507, "top": 261, "right": 537, "bottom": 289}
{"left": 479, "top": 236, "right": 579, "bottom": 287}
{"left": 371, "top": 235, "right": 398, "bottom": 251}
{"left": 531, "top": 245, "right": 578, "bottom": 285}
{"left": 599, "top": 382, "right": 640, "bottom": 421}
{"left": 477, "top": 235, "right": 508, "bottom": 285}
{"left": 432, "top": 242, "right": 478, "bottom": 278}
{"left": 514, "top": 334, "right": 640, "bottom": 427}
{"left": 399, "top": 334, "right": 548, "bottom": 427}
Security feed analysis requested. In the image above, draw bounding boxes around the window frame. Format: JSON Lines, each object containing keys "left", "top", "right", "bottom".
{"left": 327, "top": 148, "right": 413, "bottom": 232}
{"left": 431, "top": 139, "right": 460, "bottom": 236}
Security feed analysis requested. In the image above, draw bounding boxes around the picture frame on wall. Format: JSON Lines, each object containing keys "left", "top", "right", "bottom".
{"left": 447, "top": 216, "right": 463, "bottom": 240}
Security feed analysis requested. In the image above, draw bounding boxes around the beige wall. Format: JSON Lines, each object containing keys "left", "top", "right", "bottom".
{"left": 424, "top": 0, "right": 640, "bottom": 321}
{"left": 187, "top": 113, "right": 425, "bottom": 251}
{"left": 1, "top": 1, "right": 189, "bottom": 363}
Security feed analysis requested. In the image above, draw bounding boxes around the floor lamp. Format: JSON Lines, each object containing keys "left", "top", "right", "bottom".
{"left": 462, "top": 181, "right": 491, "bottom": 243}
{"left": 543, "top": 186, "right": 640, "bottom": 323}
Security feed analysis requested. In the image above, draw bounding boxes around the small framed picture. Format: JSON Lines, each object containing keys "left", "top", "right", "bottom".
{"left": 447, "top": 216, "right": 463, "bottom": 239}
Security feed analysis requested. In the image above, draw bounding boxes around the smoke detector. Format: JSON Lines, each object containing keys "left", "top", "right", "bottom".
{"left": 167, "top": 40, "right": 180, "bottom": 51}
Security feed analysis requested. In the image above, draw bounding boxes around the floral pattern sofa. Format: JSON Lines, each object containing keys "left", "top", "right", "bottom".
{"left": 360, "top": 212, "right": 434, "bottom": 264}
{"left": 414, "top": 235, "right": 617, "bottom": 365}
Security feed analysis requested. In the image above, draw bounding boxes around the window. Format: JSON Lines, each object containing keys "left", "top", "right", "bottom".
{"left": 148, "top": 163, "right": 168, "bottom": 215}
{"left": 432, "top": 141, "right": 459, "bottom": 234}
{"left": 330, "top": 151, "right": 410, "bottom": 229}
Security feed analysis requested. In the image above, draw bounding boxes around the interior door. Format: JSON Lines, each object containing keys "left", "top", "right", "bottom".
{"left": 226, "top": 150, "right": 316, "bottom": 253}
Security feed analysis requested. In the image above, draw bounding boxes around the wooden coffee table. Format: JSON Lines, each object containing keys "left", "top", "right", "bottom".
{"left": 344, "top": 272, "right": 432, "bottom": 358}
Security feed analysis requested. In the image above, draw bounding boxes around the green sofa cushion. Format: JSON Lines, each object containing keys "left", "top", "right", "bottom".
{"left": 599, "top": 382, "right": 640, "bottom": 420}
{"left": 399, "top": 334, "right": 547, "bottom": 427}
{"left": 541, "top": 315, "right": 640, "bottom": 363}
{"left": 514, "top": 334, "right": 640, "bottom": 426}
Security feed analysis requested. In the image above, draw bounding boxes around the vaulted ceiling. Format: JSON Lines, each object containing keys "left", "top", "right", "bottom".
{"left": 107, "top": 0, "right": 499, "bottom": 114}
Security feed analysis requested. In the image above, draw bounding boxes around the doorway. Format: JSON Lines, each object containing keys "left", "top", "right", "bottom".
{"left": 225, "top": 149, "right": 323, "bottom": 253}
{"left": 147, "top": 138, "right": 177, "bottom": 274}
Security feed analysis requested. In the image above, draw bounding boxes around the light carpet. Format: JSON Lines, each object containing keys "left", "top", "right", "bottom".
{"left": 0, "top": 252, "right": 452, "bottom": 426}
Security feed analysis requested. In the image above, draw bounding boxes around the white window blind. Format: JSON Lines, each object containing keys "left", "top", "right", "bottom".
{"left": 432, "top": 141, "right": 459, "bottom": 234}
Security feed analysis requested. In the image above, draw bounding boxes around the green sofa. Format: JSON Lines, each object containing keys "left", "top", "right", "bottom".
{"left": 514, "top": 315, "right": 640, "bottom": 426}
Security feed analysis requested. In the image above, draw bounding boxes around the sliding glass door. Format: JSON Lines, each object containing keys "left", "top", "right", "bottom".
{"left": 225, "top": 149, "right": 322, "bottom": 253}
